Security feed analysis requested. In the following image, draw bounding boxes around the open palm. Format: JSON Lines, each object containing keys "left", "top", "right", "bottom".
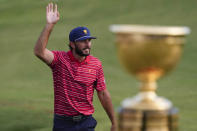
{"left": 46, "top": 3, "right": 60, "bottom": 24}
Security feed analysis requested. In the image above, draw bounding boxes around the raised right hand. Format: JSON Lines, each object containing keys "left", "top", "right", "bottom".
{"left": 46, "top": 3, "right": 60, "bottom": 24}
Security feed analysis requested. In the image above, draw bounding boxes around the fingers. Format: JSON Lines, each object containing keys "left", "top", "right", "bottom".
{"left": 57, "top": 11, "right": 60, "bottom": 19}
{"left": 46, "top": 5, "right": 49, "bottom": 14}
{"left": 55, "top": 4, "right": 58, "bottom": 13}
{"left": 47, "top": 3, "right": 58, "bottom": 13}
{"left": 49, "top": 3, "right": 52, "bottom": 12}
{"left": 46, "top": 3, "right": 51, "bottom": 13}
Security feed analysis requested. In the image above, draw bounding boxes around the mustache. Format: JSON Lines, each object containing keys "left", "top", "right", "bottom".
{"left": 83, "top": 47, "right": 91, "bottom": 50}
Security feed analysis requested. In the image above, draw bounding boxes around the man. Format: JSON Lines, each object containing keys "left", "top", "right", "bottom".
{"left": 34, "top": 3, "right": 116, "bottom": 131}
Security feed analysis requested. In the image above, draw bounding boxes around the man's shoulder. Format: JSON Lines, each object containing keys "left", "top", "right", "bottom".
{"left": 51, "top": 50, "right": 70, "bottom": 63}
{"left": 52, "top": 50, "right": 67, "bottom": 54}
{"left": 51, "top": 50, "right": 69, "bottom": 58}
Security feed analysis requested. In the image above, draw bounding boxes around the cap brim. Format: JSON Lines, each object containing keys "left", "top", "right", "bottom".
{"left": 75, "top": 36, "right": 96, "bottom": 42}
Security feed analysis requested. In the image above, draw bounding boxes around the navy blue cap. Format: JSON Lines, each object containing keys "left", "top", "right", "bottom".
{"left": 69, "top": 27, "right": 96, "bottom": 42}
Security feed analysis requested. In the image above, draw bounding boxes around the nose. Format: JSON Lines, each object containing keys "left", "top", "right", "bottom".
{"left": 85, "top": 39, "right": 91, "bottom": 48}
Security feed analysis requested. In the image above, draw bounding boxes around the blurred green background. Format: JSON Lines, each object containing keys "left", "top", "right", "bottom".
{"left": 0, "top": 0, "right": 197, "bottom": 130}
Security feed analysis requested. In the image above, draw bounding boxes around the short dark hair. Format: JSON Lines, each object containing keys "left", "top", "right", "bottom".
{"left": 68, "top": 41, "right": 74, "bottom": 50}
{"left": 69, "top": 44, "right": 73, "bottom": 50}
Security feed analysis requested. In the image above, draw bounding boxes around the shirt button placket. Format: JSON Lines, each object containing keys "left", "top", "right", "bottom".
{"left": 75, "top": 63, "right": 80, "bottom": 76}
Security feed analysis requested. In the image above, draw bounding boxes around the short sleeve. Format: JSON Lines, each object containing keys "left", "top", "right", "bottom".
{"left": 95, "top": 65, "right": 106, "bottom": 91}
{"left": 48, "top": 51, "right": 60, "bottom": 68}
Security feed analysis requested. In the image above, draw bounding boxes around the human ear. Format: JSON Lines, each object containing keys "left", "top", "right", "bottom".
{"left": 70, "top": 42, "right": 75, "bottom": 49}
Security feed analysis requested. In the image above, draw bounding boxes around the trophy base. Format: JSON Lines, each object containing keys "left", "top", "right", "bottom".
{"left": 122, "top": 92, "right": 172, "bottom": 110}
{"left": 118, "top": 107, "right": 178, "bottom": 131}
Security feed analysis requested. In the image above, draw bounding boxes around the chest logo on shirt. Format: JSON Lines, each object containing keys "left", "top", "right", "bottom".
{"left": 88, "top": 69, "right": 92, "bottom": 73}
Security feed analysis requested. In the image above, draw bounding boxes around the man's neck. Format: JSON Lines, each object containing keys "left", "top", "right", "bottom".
{"left": 72, "top": 50, "right": 86, "bottom": 62}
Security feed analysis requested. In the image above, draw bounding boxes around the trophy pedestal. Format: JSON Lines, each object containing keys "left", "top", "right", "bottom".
{"left": 118, "top": 107, "right": 178, "bottom": 131}
{"left": 122, "top": 92, "right": 172, "bottom": 110}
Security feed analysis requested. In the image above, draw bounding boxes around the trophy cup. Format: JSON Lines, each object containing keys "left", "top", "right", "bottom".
{"left": 110, "top": 25, "right": 190, "bottom": 131}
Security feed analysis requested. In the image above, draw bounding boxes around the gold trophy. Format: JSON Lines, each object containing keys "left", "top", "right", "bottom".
{"left": 110, "top": 25, "right": 190, "bottom": 131}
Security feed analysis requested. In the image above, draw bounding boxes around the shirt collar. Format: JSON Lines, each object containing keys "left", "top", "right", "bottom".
{"left": 67, "top": 50, "right": 90, "bottom": 64}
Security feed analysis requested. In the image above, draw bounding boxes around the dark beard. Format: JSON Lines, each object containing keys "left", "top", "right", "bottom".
{"left": 75, "top": 45, "right": 90, "bottom": 56}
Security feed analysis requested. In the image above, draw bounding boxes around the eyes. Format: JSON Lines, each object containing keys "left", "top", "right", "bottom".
{"left": 75, "top": 39, "right": 92, "bottom": 47}
{"left": 76, "top": 39, "right": 92, "bottom": 44}
{"left": 79, "top": 39, "right": 92, "bottom": 42}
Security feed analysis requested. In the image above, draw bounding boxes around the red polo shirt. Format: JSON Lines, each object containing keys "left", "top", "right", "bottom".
{"left": 49, "top": 50, "right": 106, "bottom": 116}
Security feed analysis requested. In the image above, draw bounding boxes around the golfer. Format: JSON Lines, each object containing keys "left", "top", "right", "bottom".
{"left": 34, "top": 3, "right": 116, "bottom": 131}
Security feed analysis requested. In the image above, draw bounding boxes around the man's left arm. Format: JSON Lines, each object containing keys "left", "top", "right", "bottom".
{"left": 97, "top": 89, "right": 117, "bottom": 131}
